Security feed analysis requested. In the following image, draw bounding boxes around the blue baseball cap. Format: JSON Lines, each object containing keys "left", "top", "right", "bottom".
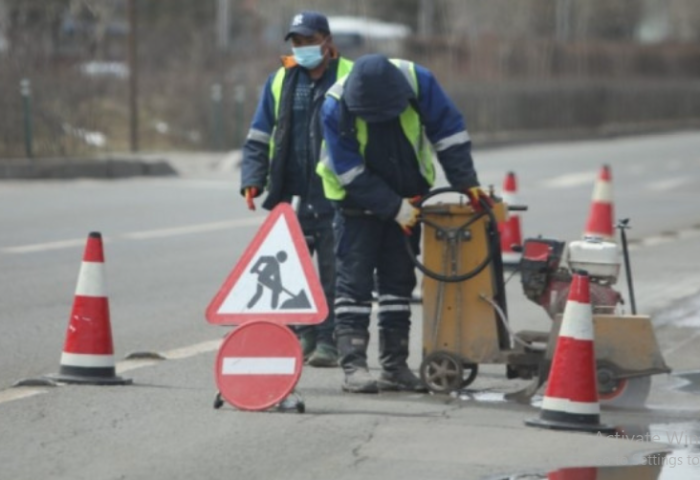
{"left": 284, "top": 11, "right": 330, "bottom": 40}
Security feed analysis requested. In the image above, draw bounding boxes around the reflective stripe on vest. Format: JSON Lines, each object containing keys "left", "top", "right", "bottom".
{"left": 318, "top": 59, "right": 435, "bottom": 201}
{"left": 268, "top": 58, "right": 353, "bottom": 160}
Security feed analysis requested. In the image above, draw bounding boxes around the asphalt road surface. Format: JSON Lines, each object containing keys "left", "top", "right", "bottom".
{"left": 1, "top": 131, "right": 699, "bottom": 480}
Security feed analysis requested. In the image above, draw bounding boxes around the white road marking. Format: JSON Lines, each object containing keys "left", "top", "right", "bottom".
{"left": 642, "top": 236, "right": 676, "bottom": 247}
{"left": 629, "top": 226, "right": 700, "bottom": 249}
{"left": 162, "top": 339, "right": 222, "bottom": 360}
{"left": 0, "top": 338, "right": 224, "bottom": 404}
{"left": 116, "top": 339, "right": 222, "bottom": 374}
{"left": 122, "top": 218, "right": 263, "bottom": 240}
{"left": 151, "top": 180, "right": 236, "bottom": 189}
{"left": 678, "top": 229, "right": 700, "bottom": 240}
{"left": 115, "top": 358, "right": 162, "bottom": 374}
{"left": 663, "top": 330, "right": 700, "bottom": 358}
{"left": 648, "top": 177, "right": 688, "bottom": 192}
{"left": 3, "top": 238, "right": 101, "bottom": 254}
{"left": 2, "top": 217, "right": 264, "bottom": 254}
{"left": 540, "top": 171, "right": 598, "bottom": 189}
{"left": 0, "top": 387, "right": 50, "bottom": 404}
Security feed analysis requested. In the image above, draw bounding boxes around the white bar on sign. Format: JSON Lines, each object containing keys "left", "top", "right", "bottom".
{"left": 222, "top": 357, "right": 296, "bottom": 375}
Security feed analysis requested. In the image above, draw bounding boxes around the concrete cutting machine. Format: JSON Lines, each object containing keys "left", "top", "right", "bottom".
{"left": 407, "top": 187, "right": 670, "bottom": 406}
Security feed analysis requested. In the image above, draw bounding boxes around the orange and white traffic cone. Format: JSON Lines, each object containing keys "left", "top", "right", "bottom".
{"left": 583, "top": 165, "right": 615, "bottom": 241}
{"left": 525, "top": 271, "right": 614, "bottom": 434}
{"left": 498, "top": 171, "right": 523, "bottom": 267}
{"left": 548, "top": 467, "right": 597, "bottom": 480}
{"left": 47, "top": 232, "right": 131, "bottom": 385}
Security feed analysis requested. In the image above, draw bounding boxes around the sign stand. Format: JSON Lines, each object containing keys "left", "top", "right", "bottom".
{"left": 206, "top": 203, "right": 328, "bottom": 413}
{"left": 214, "top": 390, "right": 305, "bottom": 413}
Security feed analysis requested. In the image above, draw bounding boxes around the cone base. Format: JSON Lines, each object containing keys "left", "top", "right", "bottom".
{"left": 525, "top": 416, "right": 616, "bottom": 435}
{"left": 45, "top": 372, "right": 132, "bottom": 386}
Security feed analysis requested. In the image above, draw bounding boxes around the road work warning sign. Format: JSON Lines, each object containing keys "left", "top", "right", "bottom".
{"left": 206, "top": 203, "right": 328, "bottom": 326}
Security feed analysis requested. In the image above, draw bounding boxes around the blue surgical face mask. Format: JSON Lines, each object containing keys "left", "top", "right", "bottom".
{"left": 292, "top": 44, "right": 325, "bottom": 70}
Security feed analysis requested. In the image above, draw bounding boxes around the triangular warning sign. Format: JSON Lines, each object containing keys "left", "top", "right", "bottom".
{"left": 206, "top": 203, "right": 328, "bottom": 326}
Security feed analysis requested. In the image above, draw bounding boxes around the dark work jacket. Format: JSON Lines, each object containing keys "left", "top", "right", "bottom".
{"left": 241, "top": 58, "right": 349, "bottom": 217}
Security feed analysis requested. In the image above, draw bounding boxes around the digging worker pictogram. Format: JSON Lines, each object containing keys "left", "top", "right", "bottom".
{"left": 247, "top": 251, "right": 288, "bottom": 310}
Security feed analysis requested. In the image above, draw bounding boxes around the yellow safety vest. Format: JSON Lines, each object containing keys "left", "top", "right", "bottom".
{"left": 316, "top": 59, "right": 435, "bottom": 200}
{"left": 268, "top": 57, "right": 354, "bottom": 160}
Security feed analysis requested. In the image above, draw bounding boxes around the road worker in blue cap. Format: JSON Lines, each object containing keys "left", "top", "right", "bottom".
{"left": 240, "top": 11, "right": 353, "bottom": 367}
{"left": 318, "top": 53, "right": 492, "bottom": 393}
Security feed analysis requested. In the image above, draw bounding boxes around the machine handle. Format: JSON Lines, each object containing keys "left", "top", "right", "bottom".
{"left": 405, "top": 187, "right": 498, "bottom": 283}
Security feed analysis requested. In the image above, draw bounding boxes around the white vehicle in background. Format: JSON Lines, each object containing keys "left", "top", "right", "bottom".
{"left": 328, "top": 16, "right": 410, "bottom": 57}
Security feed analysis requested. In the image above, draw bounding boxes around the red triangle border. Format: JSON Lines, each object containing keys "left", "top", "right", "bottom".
{"left": 205, "top": 203, "right": 328, "bottom": 326}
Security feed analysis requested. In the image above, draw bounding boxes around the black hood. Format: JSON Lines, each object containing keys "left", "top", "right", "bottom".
{"left": 343, "top": 54, "right": 414, "bottom": 123}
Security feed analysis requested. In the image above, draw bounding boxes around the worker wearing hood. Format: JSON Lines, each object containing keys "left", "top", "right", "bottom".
{"left": 317, "top": 54, "right": 491, "bottom": 394}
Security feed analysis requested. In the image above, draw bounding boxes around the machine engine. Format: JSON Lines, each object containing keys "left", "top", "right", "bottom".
{"left": 520, "top": 236, "right": 623, "bottom": 319}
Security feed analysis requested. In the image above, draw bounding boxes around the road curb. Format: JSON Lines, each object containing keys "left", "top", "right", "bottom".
{"left": 0, "top": 157, "right": 177, "bottom": 180}
{"left": 1, "top": 124, "right": 696, "bottom": 181}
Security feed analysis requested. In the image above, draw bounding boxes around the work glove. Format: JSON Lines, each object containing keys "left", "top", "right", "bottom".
{"left": 465, "top": 186, "right": 494, "bottom": 212}
{"left": 243, "top": 187, "right": 259, "bottom": 211}
{"left": 394, "top": 198, "right": 421, "bottom": 235}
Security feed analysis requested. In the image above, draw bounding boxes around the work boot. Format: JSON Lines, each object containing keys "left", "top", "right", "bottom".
{"left": 377, "top": 329, "right": 428, "bottom": 393}
{"left": 337, "top": 332, "right": 378, "bottom": 393}
{"left": 307, "top": 341, "right": 339, "bottom": 368}
{"left": 297, "top": 330, "right": 316, "bottom": 362}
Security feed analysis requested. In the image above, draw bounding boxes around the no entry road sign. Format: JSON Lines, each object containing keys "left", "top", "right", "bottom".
{"left": 215, "top": 320, "right": 303, "bottom": 411}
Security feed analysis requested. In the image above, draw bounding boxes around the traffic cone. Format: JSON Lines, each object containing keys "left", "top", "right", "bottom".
{"left": 46, "top": 232, "right": 131, "bottom": 385}
{"left": 525, "top": 271, "right": 614, "bottom": 434}
{"left": 583, "top": 165, "right": 615, "bottom": 241}
{"left": 548, "top": 467, "right": 597, "bottom": 480}
{"left": 498, "top": 171, "right": 523, "bottom": 267}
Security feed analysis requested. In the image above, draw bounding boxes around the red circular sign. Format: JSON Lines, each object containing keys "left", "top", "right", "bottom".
{"left": 215, "top": 320, "right": 303, "bottom": 411}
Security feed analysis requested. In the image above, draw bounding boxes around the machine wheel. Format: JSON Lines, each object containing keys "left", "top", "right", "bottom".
{"left": 597, "top": 367, "right": 652, "bottom": 408}
{"left": 420, "top": 352, "right": 465, "bottom": 394}
{"left": 461, "top": 363, "right": 479, "bottom": 388}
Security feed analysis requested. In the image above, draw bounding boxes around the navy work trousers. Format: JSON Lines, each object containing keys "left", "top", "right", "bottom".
{"left": 295, "top": 213, "right": 336, "bottom": 344}
{"left": 333, "top": 213, "right": 420, "bottom": 337}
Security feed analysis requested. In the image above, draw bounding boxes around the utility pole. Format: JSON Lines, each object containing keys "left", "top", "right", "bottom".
{"left": 418, "top": 0, "right": 434, "bottom": 37}
{"left": 20, "top": 79, "right": 33, "bottom": 159}
{"left": 127, "top": 0, "right": 139, "bottom": 152}
{"left": 556, "top": 0, "right": 572, "bottom": 42}
{"left": 217, "top": 0, "right": 230, "bottom": 52}
{"left": 210, "top": 83, "right": 224, "bottom": 151}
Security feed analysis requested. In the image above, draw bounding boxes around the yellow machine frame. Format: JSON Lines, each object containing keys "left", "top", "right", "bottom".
{"left": 415, "top": 189, "right": 670, "bottom": 403}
